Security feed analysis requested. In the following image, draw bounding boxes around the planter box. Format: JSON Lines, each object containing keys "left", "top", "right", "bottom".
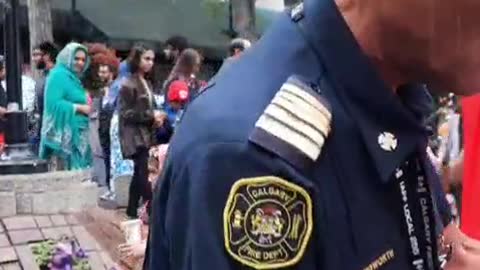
{"left": 0, "top": 170, "right": 99, "bottom": 216}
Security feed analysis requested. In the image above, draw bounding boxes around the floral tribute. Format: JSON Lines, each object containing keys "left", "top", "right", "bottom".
{"left": 30, "top": 236, "right": 92, "bottom": 270}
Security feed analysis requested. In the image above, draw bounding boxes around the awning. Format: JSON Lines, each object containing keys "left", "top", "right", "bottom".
{"left": 51, "top": 0, "right": 283, "bottom": 59}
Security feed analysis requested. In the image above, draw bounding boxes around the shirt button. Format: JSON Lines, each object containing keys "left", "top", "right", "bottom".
{"left": 378, "top": 132, "right": 397, "bottom": 152}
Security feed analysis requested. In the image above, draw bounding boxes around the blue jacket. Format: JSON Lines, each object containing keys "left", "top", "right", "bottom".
{"left": 146, "top": 0, "right": 450, "bottom": 269}
{"left": 105, "top": 61, "right": 131, "bottom": 110}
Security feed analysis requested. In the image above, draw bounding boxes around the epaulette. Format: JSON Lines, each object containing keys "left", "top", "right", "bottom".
{"left": 249, "top": 75, "right": 332, "bottom": 168}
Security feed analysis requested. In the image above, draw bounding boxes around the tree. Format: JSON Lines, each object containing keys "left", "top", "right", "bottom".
{"left": 231, "top": 0, "right": 257, "bottom": 40}
{"left": 284, "top": 0, "right": 300, "bottom": 7}
{"left": 27, "top": 0, "right": 53, "bottom": 78}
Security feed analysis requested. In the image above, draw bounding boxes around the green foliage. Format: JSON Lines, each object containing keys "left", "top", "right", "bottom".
{"left": 73, "top": 260, "right": 91, "bottom": 270}
{"left": 31, "top": 239, "right": 56, "bottom": 267}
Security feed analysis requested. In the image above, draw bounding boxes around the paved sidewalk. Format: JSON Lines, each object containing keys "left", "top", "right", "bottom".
{"left": 0, "top": 214, "right": 116, "bottom": 270}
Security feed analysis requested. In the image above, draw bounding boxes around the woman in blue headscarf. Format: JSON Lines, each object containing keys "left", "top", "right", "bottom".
{"left": 39, "top": 42, "right": 92, "bottom": 171}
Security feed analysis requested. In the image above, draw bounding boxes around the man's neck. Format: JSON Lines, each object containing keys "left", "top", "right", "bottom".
{"left": 337, "top": 2, "right": 406, "bottom": 91}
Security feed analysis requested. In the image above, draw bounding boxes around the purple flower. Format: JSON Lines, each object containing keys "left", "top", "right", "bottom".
{"left": 51, "top": 254, "right": 65, "bottom": 266}
{"left": 56, "top": 243, "right": 73, "bottom": 255}
{"left": 51, "top": 247, "right": 74, "bottom": 269}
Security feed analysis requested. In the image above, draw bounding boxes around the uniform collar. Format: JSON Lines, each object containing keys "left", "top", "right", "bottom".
{"left": 302, "top": 0, "right": 430, "bottom": 182}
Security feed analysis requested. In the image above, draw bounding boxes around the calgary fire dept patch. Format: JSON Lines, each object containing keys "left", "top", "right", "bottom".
{"left": 223, "top": 176, "right": 313, "bottom": 269}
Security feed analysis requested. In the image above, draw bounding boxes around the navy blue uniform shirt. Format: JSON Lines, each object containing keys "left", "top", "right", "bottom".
{"left": 146, "top": 0, "right": 451, "bottom": 269}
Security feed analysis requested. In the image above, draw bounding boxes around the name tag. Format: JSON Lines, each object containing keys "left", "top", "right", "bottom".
{"left": 363, "top": 249, "right": 395, "bottom": 270}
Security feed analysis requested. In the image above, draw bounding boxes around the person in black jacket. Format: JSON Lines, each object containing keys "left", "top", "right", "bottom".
{"left": 31, "top": 42, "right": 58, "bottom": 155}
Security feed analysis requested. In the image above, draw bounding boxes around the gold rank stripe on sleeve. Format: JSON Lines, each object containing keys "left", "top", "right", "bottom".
{"left": 255, "top": 81, "right": 332, "bottom": 161}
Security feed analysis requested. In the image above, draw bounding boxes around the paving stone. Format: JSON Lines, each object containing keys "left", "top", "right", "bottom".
{"left": 0, "top": 247, "right": 17, "bottom": 264}
{"left": 86, "top": 252, "right": 105, "bottom": 270}
{"left": 34, "top": 216, "right": 52, "bottom": 228}
{"left": 49, "top": 215, "right": 67, "bottom": 226}
{"left": 1, "top": 262, "right": 21, "bottom": 270}
{"left": 0, "top": 192, "right": 16, "bottom": 218}
{"left": 72, "top": 226, "right": 101, "bottom": 251}
{"left": 65, "top": 215, "right": 80, "bottom": 225}
{"left": 8, "top": 229, "right": 43, "bottom": 245}
{"left": 14, "top": 245, "right": 39, "bottom": 270}
{"left": 41, "top": 226, "right": 73, "bottom": 240}
{"left": 0, "top": 234, "right": 9, "bottom": 248}
{"left": 99, "top": 251, "right": 115, "bottom": 269}
{"left": 2, "top": 217, "right": 36, "bottom": 231}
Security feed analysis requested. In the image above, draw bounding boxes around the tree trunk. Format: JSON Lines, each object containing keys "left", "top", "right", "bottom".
{"left": 231, "top": 0, "right": 257, "bottom": 40}
{"left": 27, "top": 0, "right": 53, "bottom": 78}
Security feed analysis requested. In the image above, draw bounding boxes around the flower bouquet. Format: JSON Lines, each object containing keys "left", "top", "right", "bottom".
{"left": 30, "top": 236, "right": 91, "bottom": 270}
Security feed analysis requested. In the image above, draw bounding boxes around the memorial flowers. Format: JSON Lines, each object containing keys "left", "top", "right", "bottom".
{"left": 30, "top": 237, "right": 91, "bottom": 270}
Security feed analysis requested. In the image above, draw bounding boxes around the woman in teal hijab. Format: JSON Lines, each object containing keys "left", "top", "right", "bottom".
{"left": 40, "top": 42, "right": 92, "bottom": 170}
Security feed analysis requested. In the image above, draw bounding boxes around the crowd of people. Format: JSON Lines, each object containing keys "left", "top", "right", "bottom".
{"left": 0, "top": 36, "right": 252, "bottom": 212}
{"left": 0, "top": 35, "right": 252, "bottom": 266}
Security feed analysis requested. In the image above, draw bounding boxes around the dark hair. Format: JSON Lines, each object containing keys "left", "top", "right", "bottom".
{"left": 129, "top": 43, "right": 155, "bottom": 75}
{"left": 229, "top": 38, "right": 251, "bottom": 56}
{"left": 167, "top": 48, "right": 202, "bottom": 81}
{"left": 165, "top": 36, "right": 189, "bottom": 53}
{"left": 35, "top": 41, "right": 59, "bottom": 62}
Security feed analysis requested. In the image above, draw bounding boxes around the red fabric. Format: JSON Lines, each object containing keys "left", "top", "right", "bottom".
{"left": 167, "top": 80, "right": 190, "bottom": 104}
{"left": 461, "top": 95, "right": 480, "bottom": 240}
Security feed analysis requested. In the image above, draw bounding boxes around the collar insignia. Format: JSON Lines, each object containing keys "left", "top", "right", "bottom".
{"left": 249, "top": 76, "right": 332, "bottom": 167}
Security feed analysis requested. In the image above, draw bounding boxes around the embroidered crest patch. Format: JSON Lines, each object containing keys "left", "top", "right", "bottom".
{"left": 224, "top": 176, "right": 313, "bottom": 269}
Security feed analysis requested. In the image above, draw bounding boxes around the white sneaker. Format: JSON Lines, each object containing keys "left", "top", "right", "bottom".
{"left": 99, "top": 191, "right": 112, "bottom": 201}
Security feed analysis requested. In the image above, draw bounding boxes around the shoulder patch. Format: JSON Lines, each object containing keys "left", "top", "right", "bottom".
{"left": 249, "top": 76, "right": 332, "bottom": 164}
{"left": 224, "top": 176, "right": 313, "bottom": 269}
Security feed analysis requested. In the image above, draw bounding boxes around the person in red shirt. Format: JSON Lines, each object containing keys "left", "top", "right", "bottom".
{"left": 167, "top": 80, "right": 190, "bottom": 110}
